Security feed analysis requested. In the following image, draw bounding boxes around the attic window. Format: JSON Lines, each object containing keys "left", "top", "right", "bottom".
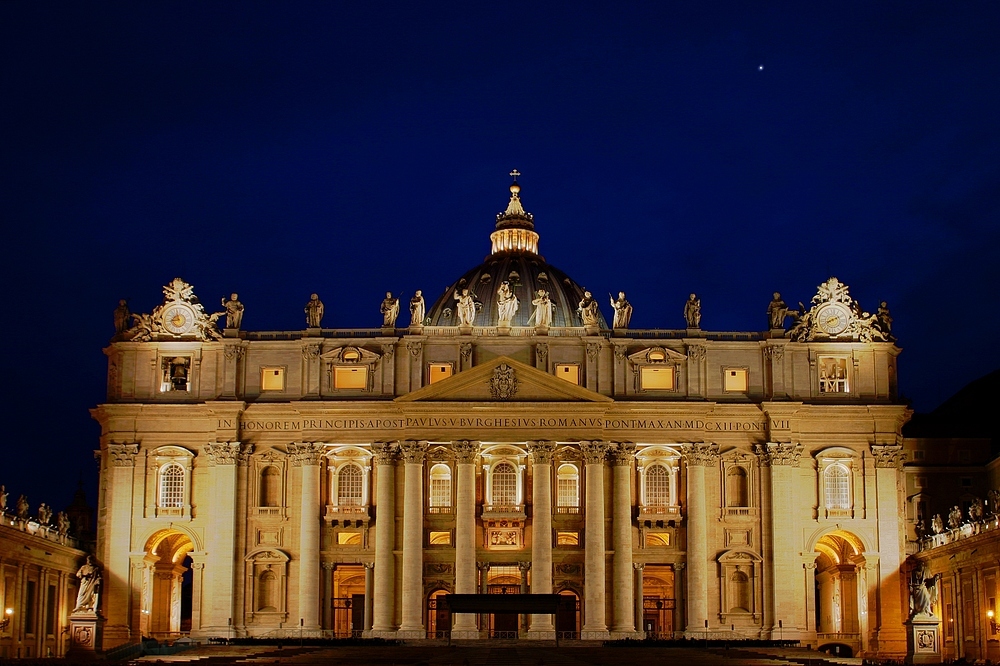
{"left": 641, "top": 366, "right": 675, "bottom": 390}
{"left": 429, "top": 363, "right": 453, "bottom": 384}
{"left": 342, "top": 349, "right": 361, "bottom": 362}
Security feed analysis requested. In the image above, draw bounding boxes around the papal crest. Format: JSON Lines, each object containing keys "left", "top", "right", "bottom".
{"left": 489, "top": 363, "right": 519, "bottom": 400}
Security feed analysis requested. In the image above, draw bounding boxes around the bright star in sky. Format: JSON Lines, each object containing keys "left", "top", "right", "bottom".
{"left": 759, "top": 65, "right": 764, "bottom": 71}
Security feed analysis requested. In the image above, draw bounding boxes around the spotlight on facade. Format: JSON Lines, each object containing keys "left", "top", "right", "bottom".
{"left": 988, "top": 609, "right": 998, "bottom": 634}
{"left": 0, "top": 608, "right": 12, "bottom": 631}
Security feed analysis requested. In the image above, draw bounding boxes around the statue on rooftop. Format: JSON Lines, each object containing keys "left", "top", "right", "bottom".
{"left": 221, "top": 293, "right": 244, "bottom": 329}
{"left": 16, "top": 495, "right": 28, "bottom": 520}
{"left": 496, "top": 281, "right": 519, "bottom": 325}
{"left": 305, "top": 293, "right": 324, "bottom": 328}
{"left": 931, "top": 514, "right": 944, "bottom": 534}
{"left": 989, "top": 489, "right": 1000, "bottom": 514}
{"left": 409, "top": 291, "right": 425, "bottom": 327}
{"left": 875, "top": 301, "right": 894, "bottom": 341}
{"left": 947, "top": 505, "right": 963, "bottom": 529}
{"left": 73, "top": 556, "right": 101, "bottom": 615}
{"left": 454, "top": 288, "right": 477, "bottom": 327}
{"left": 0, "top": 485, "right": 8, "bottom": 512}
{"left": 381, "top": 292, "right": 400, "bottom": 328}
{"left": 528, "top": 289, "right": 553, "bottom": 328}
{"left": 970, "top": 497, "right": 985, "bottom": 522}
{"left": 113, "top": 299, "right": 131, "bottom": 335}
{"left": 610, "top": 291, "right": 632, "bottom": 329}
{"left": 38, "top": 502, "right": 52, "bottom": 525}
{"left": 684, "top": 293, "right": 702, "bottom": 328}
{"left": 767, "top": 292, "right": 788, "bottom": 330}
{"left": 57, "top": 511, "right": 70, "bottom": 536}
{"left": 577, "top": 290, "right": 600, "bottom": 327}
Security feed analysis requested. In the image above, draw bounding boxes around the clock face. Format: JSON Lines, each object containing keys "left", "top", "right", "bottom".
{"left": 816, "top": 303, "right": 851, "bottom": 336}
{"left": 162, "top": 304, "right": 195, "bottom": 335}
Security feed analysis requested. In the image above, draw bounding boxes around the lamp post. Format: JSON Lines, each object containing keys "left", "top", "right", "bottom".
{"left": 0, "top": 608, "right": 12, "bottom": 631}
{"left": 988, "top": 609, "right": 998, "bottom": 635}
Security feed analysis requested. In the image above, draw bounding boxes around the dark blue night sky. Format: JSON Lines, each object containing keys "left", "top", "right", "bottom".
{"left": 2, "top": 3, "right": 998, "bottom": 512}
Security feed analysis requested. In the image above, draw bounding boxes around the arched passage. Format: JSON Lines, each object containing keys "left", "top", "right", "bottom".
{"left": 141, "top": 529, "right": 195, "bottom": 638}
{"left": 812, "top": 530, "right": 867, "bottom": 656}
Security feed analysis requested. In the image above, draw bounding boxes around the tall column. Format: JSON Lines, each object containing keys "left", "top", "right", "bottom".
{"left": 611, "top": 442, "right": 637, "bottom": 635}
{"left": 371, "top": 442, "right": 397, "bottom": 634}
{"left": 528, "top": 441, "right": 556, "bottom": 637}
{"left": 581, "top": 440, "right": 609, "bottom": 638}
{"left": 453, "top": 441, "right": 480, "bottom": 636}
{"left": 757, "top": 442, "right": 803, "bottom": 639}
{"left": 291, "top": 442, "right": 322, "bottom": 630}
{"left": 202, "top": 442, "right": 248, "bottom": 634}
{"left": 398, "top": 440, "right": 428, "bottom": 636}
{"left": 684, "top": 442, "right": 719, "bottom": 636}
{"left": 633, "top": 563, "right": 645, "bottom": 634}
{"left": 871, "top": 444, "right": 908, "bottom": 655}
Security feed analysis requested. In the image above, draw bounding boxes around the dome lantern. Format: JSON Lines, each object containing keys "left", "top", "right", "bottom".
{"left": 490, "top": 169, "right": 540, "bottom": 256}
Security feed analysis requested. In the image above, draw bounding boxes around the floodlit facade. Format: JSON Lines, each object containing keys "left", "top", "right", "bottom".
{"left": 93, "top": 178, "right": 915, "bottom": 656}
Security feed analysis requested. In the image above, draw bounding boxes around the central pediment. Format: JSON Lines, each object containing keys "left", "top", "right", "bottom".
{"left": 395, "top": 355, "right": 613, "bottom": 403}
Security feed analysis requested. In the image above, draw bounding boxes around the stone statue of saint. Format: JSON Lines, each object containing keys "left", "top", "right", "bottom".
{"left": 947, "top": 505, "right": 963, "bottom": 529}
{"left": 0, "top": 485, "right": 7, "bottom": 511}
{"left": 454, "top": 289, "right": 477, "bottom": 327}
{"left": 16, "top": 495, "right": 28, "bottom": 520}
{"left": 57, "top": 511, "right": 71, "bottom": 536}
{"left": 610, "top": 291, "right": 632, "bottom": 329}
{"left": 38, "top": 502, "right": 52, "bottom": 525}
{"left": 221, "top": 293, "right": 244, "bottom": 329}
{"left": 528, "top": 289, "right": 553, "bottom": 328}
{"left": 766, "top": 292, "right": 788, "bottom": 329}
{"left": 684, "top": 293, "right": 702, "bottom": 328}
{"left": 73, "top": 556, "right": 101, "bottom": 614}
{"left": 876, "top": 301, "right": 894, "bottom": 339}
{"left": 305, "top": 293, "right": 324, "bottom": 328}
{"left": 990, "top": 489, "right": 1000, "bottom": 514}
{"left": 380, "top": 292, "right": 400, "bottom": 327}
{"left": 909, "top": 562, "right": 938, "bottom": 618}
{"left": 113, "top": 299, "right": 131, "bottom": 334}
{"left": 931, "top": 514, "right": 944, "bottom": 534}
{"left": 409, "top": 291, "right": 425, "bottom": 326}
{"left": 577, "top": 290, "right": 600, "bottom": 326}
{"left": 496, "top": 281, "right": 519, "bottom": 324}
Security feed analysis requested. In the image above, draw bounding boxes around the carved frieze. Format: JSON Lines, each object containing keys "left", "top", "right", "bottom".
{"left": 871, "top": 444, "right": 905, "bottom": 469}
{"left": 108, "top": 443, "right": 139, "bottom": 467}
{"left": 452, "top": 440, "right": 480, "bottom": 464}
{"left": 425, "top": 563, "right": 453, "bottom": 576}
{"left": 527, "top": 440, "right": 556, "bottom": 465}
{"left": 685, "top": 442, "right": 720, "bottom": 466}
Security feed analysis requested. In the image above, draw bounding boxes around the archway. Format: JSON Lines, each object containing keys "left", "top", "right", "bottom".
{"left": 813, "top": 530, "right": 867, "bottom": 656}
{"left": 331, "top": 565, "right": 365, "bottom": 637}
{"left": 642, "top": 565, "right": 675, "bottom": 638}
{"left": 426, "top": 589, "right": 450, "bottom": 638}
{"left": 142, "top": 530, "right": 194, "bottom": 638}
{"left": 555, "top": 589, "right": 580, "bottom": 639}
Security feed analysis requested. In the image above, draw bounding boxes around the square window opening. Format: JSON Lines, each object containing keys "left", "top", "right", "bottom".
{"left": 641, "top": 366, "right": 675, "bottom": 390}
{"left": 261, "top": 367, "right": 285, "bottom": 391}
{"left": 428, "top": 363, "right": 453, "bottom": 384}
{"left": 724, "top": 368, "right": 748, "bottom": 392}
{"left": 554, "top": 364, "right": 580, "bottom": 385}
{"left": 334, "top": 366, "right": 367, "bottom": 390}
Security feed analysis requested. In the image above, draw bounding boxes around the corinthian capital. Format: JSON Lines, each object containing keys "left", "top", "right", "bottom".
{"left": 399, "top": 440, "right": 429, "bottom": 464}
{"left": 108, "top": 443, "right": 140, "bottom": 467}
{"left": 579, "top": 440, "right": 610, "bottom": 464}
{"left": 870, "top": 444, "right": 905, "bottom": 469}
{"left": 684, "top": 442, "right": 720, "bottom": 467}
{"left": 527, "top": 440, "right": 557, "bottom": 465}
{"left": 205, "top": 441, "right": 246, "bottom": 466}
{"left": 754, "top": 442, "right": 803, "bottom": 467}
{"left": 453, "top": 440, "right": 481, "bottom": 464}
{"left": 288, "top": 442, "right": 323, "bottom": 467}
{"left": 609, "top": 442, "right": 637, "bottom": 466}
{"left": 371, "top": 441, "right": 399, "bottom": 465}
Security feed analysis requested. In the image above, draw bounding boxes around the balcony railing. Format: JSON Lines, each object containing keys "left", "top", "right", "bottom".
{"left": 918, "top": 514, "right": 1000, "bottom": 552}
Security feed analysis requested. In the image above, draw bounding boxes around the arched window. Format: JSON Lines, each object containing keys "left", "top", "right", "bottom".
{"left": 257, "top": 570, "right": 277, "bottom": 612}
{"left": 645, "top": 463, "right": 670, "bottom": 507}
{"left": 159, "top": 463, "right": 185, "bottom": 508}
{"left": 824, "top": 464, "right": 850, "bottom": 510}
{"left": 726, "top": 467, "right": 748, "bottom": 507}
{"left": 259, "top": 466, "right": 280, "bottom": 507}
{"left": 337, "top": 465, "right": 363, "bottom": 506}
{"left": 730, "top": 571, "right": 751, "bottom": 612}
{"left": 491, "top": 462, "right": 518, "bottom": 506}
{"left": 429, "top": 464, "right": 452, "bottom": 511}
{"left": 557, "top": 464, "right": 580, "bottom": 512}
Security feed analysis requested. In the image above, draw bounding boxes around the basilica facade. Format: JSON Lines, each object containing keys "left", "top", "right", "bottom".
{"left": 92, "top": 178, "right": 912, "bottom": 656}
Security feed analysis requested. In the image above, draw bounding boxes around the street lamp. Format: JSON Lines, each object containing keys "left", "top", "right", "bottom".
{"left": 988, "top": 609, "right": 998, "bottom": 634}
{"left": 0, "top": 608, "right": 13, "bottom": 631}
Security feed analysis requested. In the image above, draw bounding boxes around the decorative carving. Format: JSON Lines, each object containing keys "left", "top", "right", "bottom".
{"left": 763, "top": 345, "right": 783, "bottom": 362}
{"left": 108, "top": 443, "right": 139, "bottom": 467}
{"left": 788, "top": 277, "right": 889, "bottom": 343}
{"left": 206, "top": 441, "right": 245, "bottom": 466}
{"left": 489, "top": 363, "right": 519, "bottom": 400}
{"left": 288, "top": 442, "right": 323, "bottom": 467}
{"left": 301, "top": 344, "right": 321, "bottom": 360}
{"left": 555, "top": 563, "right": 581, "bottom": 575}
{"left": 460, "top": 342, "right": 473, "bottom": 363}
{"left": 871, "top": 444, "right": 905, "bottom": 469}
{"left": 614, "top": 344, "right": 628, "bottom": 361}
{"left": 586, "top": 342, "right": 600, "bottom": 361}
{"left": 399, "top": 440, "right": 429, "bottom": 464}
{"left": 610, "top": 291, "right": 632, "bottom": 329}
{"left": 305, "top": 293, "right": 324, "bottom": 328}
{"left": 579, "top": 440, "right": 610, "bottom": 464}
{"left": 527, "top": 440, "right": 556, "bottom": 465}
{"left": 687, "top": 344, "right": 706, "bottom": 361}
{"left": 535, "top": 343, "right": 548, "bottom": 364}
{"left": 381, "top": 343, "right": 395, "bottom": 359}
{"left": 371, "top": 442, "right": 398, "bottom": 465}
{"left": 453, "top": 440, "right": 480, "bottom": 464}
{"left": 126, "top": 278, "right": 223, "bottom": 342}
{"left": 685, "top": 442, "right": 720, "bottom": 466}
{"left": 754, "top": 442, "right": 803, "bottom": 467}
{"left": 407, "top": 342, "right": 422, "bottom": 358}
{"left": 425, "top": 563, "right": 453, "bottom": 575}
{"left": 609, "top": 442, "right": 636, "bottom": 466}
{"left": 224, "top": 345, "right": 245, "bottom": 361}
{"left": 518, "top": 561, "right": 532, "bottom": 574}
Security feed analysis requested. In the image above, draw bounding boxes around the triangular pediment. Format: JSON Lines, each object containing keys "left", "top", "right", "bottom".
{"left": 395, "top": 356, "right": 613, "bottom": 403}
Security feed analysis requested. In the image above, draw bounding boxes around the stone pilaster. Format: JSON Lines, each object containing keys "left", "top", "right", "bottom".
{"left": 610, "top": 442, "right": 637, "bottom": 636}
{"left": 633, "top": 563, "right": 645, "bottom": 635}
{"left": 371, "top": 442, "right": 397, "bottom": 635}
{"left": 452, "top": 440, "right": 480, "bottom": 637}
{"left": 871, "top": 444, "right": 907, "bottom": 655}
{"left": 398, "top": 440, "right": 428, "bottom": 636}
{"left": 363, "top": 563, "right": 375, "bottom": 632}
{"left": 684, "top": 442, "right": 719, "bottom": 636}
{"left": 100, "top": 443, "right": 138, "bottom": 646}
{"left": 290, "top": 442, "right": 323, "bottom": 630}
{"left": 580, "top": 440, "right": 609, "bottom": 639}
{"left": 527, "top": 440, "right": 556, "bottom": 637}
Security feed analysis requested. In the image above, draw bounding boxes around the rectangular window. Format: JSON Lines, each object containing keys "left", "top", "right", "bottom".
{"left": 337, "top": 532, "right": 362, "bottom": 546}
{"left": 913, "top": 450, "right": 925, "bottom": 461}
{"left": 724, "top": 368, "right": 748, "bottom": 392}
{"left": 429, "top": 531, "right": 452, "bottom": 546}
{"left": 556, "top": 531, "right": 579, "bottom": 546}
{"left": 45, "top": 585, "right": 55, "bottom": 636}
{"left": 430, "top": 478, "right": 451, "bottom": 509}
{"left": 554, "top": 364, "right": 580, "bottom": 385}
{"left": 641, "top": 366, "right": 675, "bottom": 390}
{"left": 818, "top": 357, "right": 849, "bottom": 393}
{"left": 260, "top": 367, "right": 285, "bottom": 391}
{"left": 24, "top": 581, "right": 35, "bottom": 634}
{"left": 160, "top": 356, "right": 191, "bottom": 392}
{"left": 645, "top": 532, "right": 671, "bottom": 547}
{"left": 428, "top": 363, "right": 453, "bottom": 384}
{"left": 334, "top": 366, "right": 367, "bottom": 389}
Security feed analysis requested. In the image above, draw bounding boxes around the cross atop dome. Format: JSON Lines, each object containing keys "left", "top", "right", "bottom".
{"left": 493, "top": 170, "right": 539, "bottom": 255}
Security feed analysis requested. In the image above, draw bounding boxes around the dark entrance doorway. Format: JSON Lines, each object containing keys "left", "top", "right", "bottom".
{"left": 487, "top": 583, "right": 519, "bottom": 638}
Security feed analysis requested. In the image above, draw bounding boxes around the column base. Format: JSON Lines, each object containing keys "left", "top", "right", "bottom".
{"left": 367, "top": 629, "right": 398, "bottom": 639}
{"left": 524, "top": 630, "right": 556, "bottom": 640}
{"left": 450, "top": 630, "right": 484, "bottom": 640}
{"left": 581, "top": 628, "right": 610, "bottom": 640}
{"left": 610, "top": 629, "right": 642, "bottom": 640}
{"left": 395, "top": 628, "right": 426, "bottom": 639}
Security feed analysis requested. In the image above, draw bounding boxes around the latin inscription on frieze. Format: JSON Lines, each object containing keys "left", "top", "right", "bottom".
{"left": 227, "top": 416, "right": 788, "bottom": 432}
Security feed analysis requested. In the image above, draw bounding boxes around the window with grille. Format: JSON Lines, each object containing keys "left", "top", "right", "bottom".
{"left": 159, "top": 463, "right": 185, "bottom": 508}
{"left": 337, "top": 465, "right": 363, "bottom": 506}
{"left": 429, "top": 464, "right": 452, "bottom": 510}
{"left": 824, "top": 464, "right": 850, "bottom": 509}
{"left": 491, "top": 462, "right": 517, "bottom": 506}
{"left": 557, "top": 464, "right": 579, "bottom": 510}
{"left": 645, "top": 464, "right": 670, "bottom": 507}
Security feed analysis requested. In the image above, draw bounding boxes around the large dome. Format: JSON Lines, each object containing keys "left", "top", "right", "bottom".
{"left": 425, "top": 177, "right": 609, "bottom": 329}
